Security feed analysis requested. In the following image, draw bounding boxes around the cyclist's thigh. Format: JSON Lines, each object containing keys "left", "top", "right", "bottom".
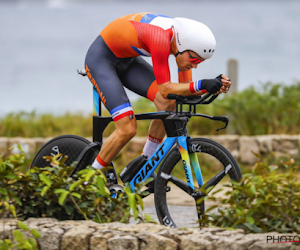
{"left": 85, "top": 36, "right": 133, "bottom": 121}
{"left": 119, "top": 56, "right": 159, "bottom": 102}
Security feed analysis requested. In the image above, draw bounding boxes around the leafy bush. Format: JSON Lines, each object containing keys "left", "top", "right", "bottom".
{"left": 218, "top": 81, "right": 300, "bottom": 135}
{"left": 1, "top": 81, "right": 300, "bottom": 138}
{"left": 0, "top": 147, "right": 146, "bottom": 223}
{"left": 1, "top": 147, "right": 153, "bottom": 249}
{"left": 199, "top": 154, "right": 300, "bottom": 233}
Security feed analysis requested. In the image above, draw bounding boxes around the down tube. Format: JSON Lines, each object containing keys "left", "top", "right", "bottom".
{"left": 177, "top": 136, "right": 195, "bottom": 190}
{"left": 129, "top": 137, "right": 177, "bottom": 191}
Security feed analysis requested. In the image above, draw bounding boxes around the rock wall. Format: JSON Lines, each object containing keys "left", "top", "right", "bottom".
{"left": 1, "top": 135, "right": 300, "bottom": 165}
{"left": 1, "top": 218, "right": 299, "bottom": 250}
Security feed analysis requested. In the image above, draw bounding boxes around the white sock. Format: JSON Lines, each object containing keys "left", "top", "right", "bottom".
{"left": 142, "top": 135, "right": 163, "bottom": 158}
{"left": 92, "top": 155, "right": 108, "bottom": 170}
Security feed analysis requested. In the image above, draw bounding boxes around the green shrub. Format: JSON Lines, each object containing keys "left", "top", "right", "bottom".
{"left": 1, "top": 147, "right": 153, "bottom": 249}
{"left": 0, "top": 148, "right": 146, "bottom": 223}
{"left": 199, "top": 154, "right": 300, "bottom": 233}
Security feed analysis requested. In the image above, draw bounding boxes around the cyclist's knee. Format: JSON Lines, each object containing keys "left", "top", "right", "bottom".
{"left": 115, "top": 116, "right": 137, "bottom": 142}
{"left": 154, "top": 92, "right": 176, "bottom": 111}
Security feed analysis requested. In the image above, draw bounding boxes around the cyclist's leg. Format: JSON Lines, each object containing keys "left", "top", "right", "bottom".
{"left": 85, "top": 36, "right": 137, "bottom": 165}
{"left": 119, "top": 57, "right": 175, "bottom": 156}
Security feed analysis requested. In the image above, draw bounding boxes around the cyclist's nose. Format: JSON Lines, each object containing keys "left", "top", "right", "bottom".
{"left": 192, "top": 64, "right": 198, "bottom": 69}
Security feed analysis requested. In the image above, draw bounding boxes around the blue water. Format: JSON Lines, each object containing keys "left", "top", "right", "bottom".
{"left": 1, "top": 0, "right": 299, "bottom": 115}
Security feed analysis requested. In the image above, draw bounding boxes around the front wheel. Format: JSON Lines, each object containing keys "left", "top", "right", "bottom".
{"left": 154, "top": 137, "right": 242, "bottom": 228}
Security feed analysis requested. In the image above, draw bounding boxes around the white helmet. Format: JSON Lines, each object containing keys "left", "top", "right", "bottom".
{"left": 174, "top": 17, "right": 216, "bottom": 60}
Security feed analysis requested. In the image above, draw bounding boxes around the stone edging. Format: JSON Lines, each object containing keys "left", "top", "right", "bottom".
{"left": 1, "top": 135, "right": 300, "bottom": 164}
{"left": 1, "top": 218, "right": 299, "bottom": 250}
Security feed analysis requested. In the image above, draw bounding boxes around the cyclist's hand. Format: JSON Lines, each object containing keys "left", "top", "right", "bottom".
{"left": 215, "top": 74, "right": 231, "bottom": 94}
{"left": 201, "top": 79, "right": 223, "bottom": 94}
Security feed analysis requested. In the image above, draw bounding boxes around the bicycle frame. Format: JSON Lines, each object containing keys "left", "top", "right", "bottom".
{"left": 92, "top": 86, "right": 229, "bottom": 194}
{"left": 93, "top": 86, "right": 204, "bottom": 191}
{"left": 128, "top": 136, "right": 204, "bottom": 193}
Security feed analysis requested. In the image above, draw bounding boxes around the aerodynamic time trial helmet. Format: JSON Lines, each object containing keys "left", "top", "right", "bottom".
{"left": 174, "top": 17, "right": 216, "bottom": 60}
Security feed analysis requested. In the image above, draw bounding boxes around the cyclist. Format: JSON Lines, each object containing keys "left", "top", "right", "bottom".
{"left": 84, "top": 12, "right": 231, "bottom": 175}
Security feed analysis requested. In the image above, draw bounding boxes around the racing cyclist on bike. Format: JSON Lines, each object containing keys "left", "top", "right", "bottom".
{"left": 84, "top": 13, "right": 231, "bottom": 179}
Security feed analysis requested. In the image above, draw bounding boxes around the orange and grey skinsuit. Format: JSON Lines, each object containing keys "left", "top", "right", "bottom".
{"left": 85, "top": 12, "right": 192, "bottom": 121}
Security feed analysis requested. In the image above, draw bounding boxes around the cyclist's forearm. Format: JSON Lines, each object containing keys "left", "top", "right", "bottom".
{"left": 158, "top": 81, "right": 207, "bottom": 98}
{"left": 158, "top": 81, "right": 196, "bottom": 98}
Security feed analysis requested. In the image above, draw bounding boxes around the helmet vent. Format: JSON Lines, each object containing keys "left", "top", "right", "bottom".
{"left": 204, "top": 49, "right": 206, "bottom": 52}
{"left": 209, "top": 49, "right": 211, "bottom": 52}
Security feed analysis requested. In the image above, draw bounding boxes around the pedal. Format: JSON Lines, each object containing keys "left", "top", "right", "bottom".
{"left": 108, "top": 184, "right": 124, "bottom": 198}
{"left": 105, "top": 172, "right": 117, "bottom": 184}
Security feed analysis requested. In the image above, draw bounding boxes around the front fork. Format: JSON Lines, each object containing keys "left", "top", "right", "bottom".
{"left": 177, "top": 136, "right": 204, "bottom": 190}
{"left": 178, "top": 136, "right": 206, "bottom": 218}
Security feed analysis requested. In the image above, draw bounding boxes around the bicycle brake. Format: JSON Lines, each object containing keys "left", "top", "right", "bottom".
{"left": 214, "top": 116, "right": 229, "bottom": 131}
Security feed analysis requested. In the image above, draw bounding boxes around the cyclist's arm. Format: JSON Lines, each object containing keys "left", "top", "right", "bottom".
{"left": 159, "top": 75, "right": 231, "bottom": 98}
{"left": 178, "top": 70, "right": 207, "bottom": 96}
{"left": 158, "top": 81, "right": 206, "bottom": 98}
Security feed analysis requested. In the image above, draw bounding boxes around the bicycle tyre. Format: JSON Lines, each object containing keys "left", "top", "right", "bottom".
{"left": 30, "top": 135, "right": 97, "bottom": 174}
{"left": 154, "top": 137, "right": 242, "bottom": 228}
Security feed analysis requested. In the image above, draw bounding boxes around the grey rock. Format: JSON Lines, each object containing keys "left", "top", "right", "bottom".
{"left": 249, "top": 241, "right": 292, "bottom": 250}
{"left": 239, "top": 136, "right": 260, "bottom": 164}
{"left": 180, "top": 234, "right": 212, "bottom": 250}
{"left": 138, "top": 232, "right": 178, "bottom": 250}
{"left": 61, "top": 226, "right": 95, "bottom": 250}
{"left": 107, "top": 235, "right": 139, "bottom": 250}
{"left": 38, "top": 226, "right": 64, "bottom": 250}
{"left": 91, "top": 231, "right": 114, "bottom": 250}
{"left": 0, "top": 137, "right": 9, "bottom": 156}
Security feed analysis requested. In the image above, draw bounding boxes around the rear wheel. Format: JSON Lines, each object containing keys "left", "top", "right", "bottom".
{"left": 154, "top": 138, "right": 242, "bottom": 228}
{"left": 30, "top": 135, "right": 117, "bottom": 181}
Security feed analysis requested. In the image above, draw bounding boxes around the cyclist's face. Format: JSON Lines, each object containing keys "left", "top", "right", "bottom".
{"left": 176, "top": 50, "right": 205, "bottom": 72}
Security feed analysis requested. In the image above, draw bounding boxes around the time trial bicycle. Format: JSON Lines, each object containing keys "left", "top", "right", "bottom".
{"left": 30, "top": 70, "right": 242, "bottom": 228}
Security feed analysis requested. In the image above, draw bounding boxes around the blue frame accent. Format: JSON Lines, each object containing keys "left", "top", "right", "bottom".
{"left": 128, "top": 136, "right": 205, "bottom": 193}
{"left": 190, "top": 153, "right": 204, "bottom": 186}
{"left": 129, "top": 137, "right": 176, "bottom": 190}
{"left": 177, "top": 136, "right": 195, "bottom": 190}
{"left": 93, "top": 87, "right": 99, "bottom": 116}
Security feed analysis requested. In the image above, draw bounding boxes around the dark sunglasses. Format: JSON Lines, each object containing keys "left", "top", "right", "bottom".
{"left": 187, "top": 51, "right": 205, "bottom": 64}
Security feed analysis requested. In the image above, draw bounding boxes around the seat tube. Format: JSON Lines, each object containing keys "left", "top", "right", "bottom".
{"left": 93, "top": 86, "right": 101, "bottom": 116}
{"left": 93, "top": 86, "right": 102, "bottom": 143}
{"left": 177, "top": 136, "right": 195, "bottom": 190}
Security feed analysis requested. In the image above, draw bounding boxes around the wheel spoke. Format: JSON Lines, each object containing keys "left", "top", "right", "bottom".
{"left": 204, "top": 168, "right": 228, "bottom": 194}
{"left": 160, "top": 172, "right": 192, "bottom": 194}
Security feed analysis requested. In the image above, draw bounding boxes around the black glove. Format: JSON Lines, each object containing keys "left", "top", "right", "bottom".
{"left": 215, "top": 74, "right": 223, "bottom": 82}
{"left": 215, "top": 74, "right": 231, "bottom": 90}
{"left": 201, "top": 79, "right": 223, "bottom": 94}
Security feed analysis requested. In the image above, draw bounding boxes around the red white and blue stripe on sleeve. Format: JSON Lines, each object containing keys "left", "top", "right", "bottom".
{"left": 189, "top": 80, "right": 202, "bottom": 93}
{"left": 110, "top": 103, "right": 134, "bottom": 121}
